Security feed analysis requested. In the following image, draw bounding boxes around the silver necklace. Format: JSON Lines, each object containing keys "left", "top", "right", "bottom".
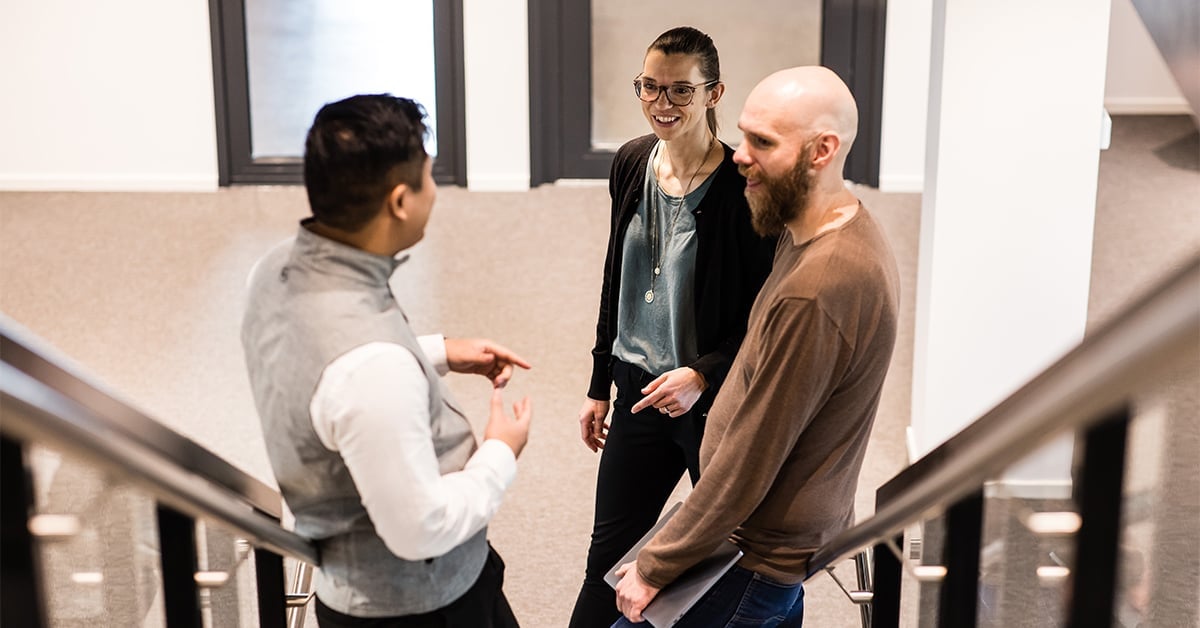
{"left": 646, "top": 137, "right": 715, "bottom": 304}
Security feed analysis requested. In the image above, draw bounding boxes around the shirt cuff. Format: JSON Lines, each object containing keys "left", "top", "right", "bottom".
{"left": 417, "top": 334, "right": 450, "bottom": 376}
{"left": 471, "top": 439, "right": 519, "bottom": 488}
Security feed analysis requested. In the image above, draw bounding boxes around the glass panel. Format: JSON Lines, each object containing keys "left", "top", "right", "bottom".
{"left": 912, "top": 515, "right": 945, "bottom": 628}
{"left": 196, "top": 520, "right": 260, "bottom": 627}
{"left": 245, "top": 0, "right": 438, "bottom": 158}
{"left": 975, "top": 443, "right": 1078, "bottom": 628}
{"left": 590, "top": 1, "right": 822, "bottom": 149}
{"left": 899, "top": 437, "right": 1080, "bottom": 628}
{"left": 27, "top": 444, "right": 166, "bottom": 627}
{"left": 899, "top": 523, "right": 926, "bottom": 627}
{"left": 1121, "top": 347, "right": 1200, "bottom": 627}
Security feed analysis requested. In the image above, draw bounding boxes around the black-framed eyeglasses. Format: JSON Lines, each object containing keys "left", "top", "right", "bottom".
{"left": 633, "top": 74, "right": 719, "bottom": 106}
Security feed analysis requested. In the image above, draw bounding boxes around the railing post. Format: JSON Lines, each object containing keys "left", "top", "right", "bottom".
{"left": 256, "top": 547, "right": 287, "bottom": 628}
{"left": 157, "top": 504, "right": 201, "bottom": 628}
{"left": 938, "top": 488, "right": 984, "bottom": 628}
{"left": 249, "top": 503, "right": 289, "bottom": 628}
{"left": 1066, "top": 408, "right": 1129, "bottom": 628}
{"left": 872, "top": 532, "right": 904, "bottom": 628}
{"left": 1, "top": 435, "right": 47, "bottom": 628}
{"left": 854, "top": 551, "right": 873, "bottom": 628}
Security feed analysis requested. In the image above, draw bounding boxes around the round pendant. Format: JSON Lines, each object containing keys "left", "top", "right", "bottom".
{"left": 644, "top": 290, "right": 654, "bottom": 303}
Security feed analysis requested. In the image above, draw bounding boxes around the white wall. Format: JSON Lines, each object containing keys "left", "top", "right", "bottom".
{"left": 0, "top": 0, "right": 1186, "bottom": 193}
{"left": 878, "top": 0, "right": 934, "bottom": 193}
{"left": 462, "top": 0, "right": 531, "bottom": 191}
{"left": 0, "top": 0, "right": 219, "bottom": 191}
{"left": 911, "top": 0, "right": 1109, "bottom": 464}
{"left": 0, "top": 0, "right": 534, "bottom": 193}
{"left": 876, "top": 0, "right": 1190, "bottom": 192}
{"left": 1104, "top": 0, "right": 1189, "bottom": 114}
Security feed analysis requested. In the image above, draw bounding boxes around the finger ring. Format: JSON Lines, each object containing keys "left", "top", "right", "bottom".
{"left": 660, "top": 407, "right": 669, "bottom": 414}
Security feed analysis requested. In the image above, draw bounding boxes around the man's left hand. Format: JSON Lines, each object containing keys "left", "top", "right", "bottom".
{"left": 614, "top": 560, "right": 661, "bottom": 623}
{"left": 444, "top": 338, "right": 531, "bottom": 388}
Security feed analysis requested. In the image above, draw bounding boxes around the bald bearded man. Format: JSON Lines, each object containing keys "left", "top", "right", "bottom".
{"left": 612, "top": 66, "right": 901, "bottom": 627}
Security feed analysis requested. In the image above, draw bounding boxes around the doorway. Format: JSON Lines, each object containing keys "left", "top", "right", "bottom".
{"left": 528, "top": 0, "right": 886, "bottom": 186}
{"left": 209, "top": 0, "right": 467, "bottom": 186}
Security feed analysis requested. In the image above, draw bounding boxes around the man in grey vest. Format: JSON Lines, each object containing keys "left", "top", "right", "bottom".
{"left": 242, "top": 94, "right": 532, "bottom": 627}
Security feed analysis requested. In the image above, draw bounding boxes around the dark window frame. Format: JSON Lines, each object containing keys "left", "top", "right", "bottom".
{"left": 208, "top": 0, "right": 467, "bottom": 186}
{"left": 821, "top": 0, "right": 887, "bottom": 187}
{"left": 528, "top": 0, "right": 612, "bottom": 184}
{"left": 528, "top": 0, "right": 887, "bottom": 187}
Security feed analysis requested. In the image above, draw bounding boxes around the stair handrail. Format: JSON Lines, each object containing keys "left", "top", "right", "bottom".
{"left": 0, "top": 316, "right": 319, "bottom": 566}
{"left": 805, "top": 253, "right": 1199, "bottom": 579}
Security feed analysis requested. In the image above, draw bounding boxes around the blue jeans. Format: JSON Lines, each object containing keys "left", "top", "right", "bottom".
{"left": 612, "top": 565, "right": 804, "bottom": 627}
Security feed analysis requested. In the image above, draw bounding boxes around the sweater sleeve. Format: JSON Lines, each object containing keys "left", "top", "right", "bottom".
{"left": 637, "top": 297, "right": 848, "bottom": 587}
{"left": 588, "top": 137, "right": 653, "bottom": 400}
{"left": 587, "top": 155, "right": 623, "bottom": 400}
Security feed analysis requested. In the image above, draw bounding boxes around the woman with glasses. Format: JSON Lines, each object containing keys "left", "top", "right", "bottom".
{"left": 570, "top": 26, "right": 775, "bottom": 627}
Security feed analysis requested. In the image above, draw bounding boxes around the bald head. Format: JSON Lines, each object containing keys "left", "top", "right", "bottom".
{"left": 743, "top": 66, "right": 858, "bottom": 157}
{"left": 734, "top": 66, "right": 863, "bottom": 238}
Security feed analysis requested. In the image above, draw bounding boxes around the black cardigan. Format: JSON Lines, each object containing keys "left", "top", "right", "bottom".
{"left": 587, "top": 134, "right": 777, "bottom": 411}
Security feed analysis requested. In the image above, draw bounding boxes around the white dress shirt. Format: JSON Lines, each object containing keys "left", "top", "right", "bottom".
{"left": 309, "top": 334, "right": 516, "bottom": 561}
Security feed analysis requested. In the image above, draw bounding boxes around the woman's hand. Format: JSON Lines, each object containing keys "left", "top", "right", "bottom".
{"left": 630, "top": 367, "right": 708, "bottom": 418}
{"left": 578, "top": 398, "right": 611, "bottom": 452}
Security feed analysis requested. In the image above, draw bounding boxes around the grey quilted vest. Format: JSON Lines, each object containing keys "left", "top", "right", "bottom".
{"left": 241, "top": 224, "right": 486, "bottom": 617}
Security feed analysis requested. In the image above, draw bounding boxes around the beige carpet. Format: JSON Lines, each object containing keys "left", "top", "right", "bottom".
{"left": 0, "top": 115, "right": 1195, "bottom": 627}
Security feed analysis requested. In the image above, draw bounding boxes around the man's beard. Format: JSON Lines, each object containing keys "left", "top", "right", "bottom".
{"left": 742, "top": 141, "right": 817, "bottom": 237}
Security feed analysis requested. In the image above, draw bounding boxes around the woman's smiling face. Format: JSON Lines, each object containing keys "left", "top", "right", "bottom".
{"left": 639, "top": 50, "right": 713, "bottom": 143}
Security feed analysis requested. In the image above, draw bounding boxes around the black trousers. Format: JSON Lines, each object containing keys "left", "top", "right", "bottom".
{"left": 568, "top": 360, "right": 705, "bottom": 628}
{"left": 315, "top": 545, "right": 518, "bottom": 628}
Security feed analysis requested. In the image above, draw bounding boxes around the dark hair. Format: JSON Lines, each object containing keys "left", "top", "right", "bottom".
{"left": 647, "top": 26, "right": 721, "bottom": 136}
{"left": 303, "top": 94, "right": 429, "bottom": 232}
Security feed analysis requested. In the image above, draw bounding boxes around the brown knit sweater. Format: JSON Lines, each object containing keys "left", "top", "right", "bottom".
{"left": 638, "top": 204, "right": 900, "bottom": 587}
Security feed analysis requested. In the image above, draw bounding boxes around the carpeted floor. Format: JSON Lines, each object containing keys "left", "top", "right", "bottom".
{"left": 0, "top": 115, "right": 1195, "bottom": 627}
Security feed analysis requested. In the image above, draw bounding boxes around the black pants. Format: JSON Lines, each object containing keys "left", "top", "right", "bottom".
{"left": 315, "top": 545, "right": 518, "bottom": 628}
{"left": 568, "top": 360, "right": 705, "bottom": 628}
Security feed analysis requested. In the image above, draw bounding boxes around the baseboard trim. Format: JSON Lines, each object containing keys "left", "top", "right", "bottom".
{"left": 878, "top": 174, "right": 924, "bottom": 193}
{"left": 1103, "top": 97, "right": 1193, "bottom": 115}
{"left": 551, "top": 178, "right": 607, "bottom": 188}
{"left": 465, "top": 174, "right": 530, "bottom": 192}
{"left": 0, "top": 173, "right": 218, "bottom": 192}
{"left": 983, "top": 478, "right": 1073, "bottom": 500}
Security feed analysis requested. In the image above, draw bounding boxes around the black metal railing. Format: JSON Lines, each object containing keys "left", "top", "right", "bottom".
{"left": 805, "top": 253, "right": 1199, "bottom": 627}
{"left": 1, "top": 317, "right": 318, "bottom": 628}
